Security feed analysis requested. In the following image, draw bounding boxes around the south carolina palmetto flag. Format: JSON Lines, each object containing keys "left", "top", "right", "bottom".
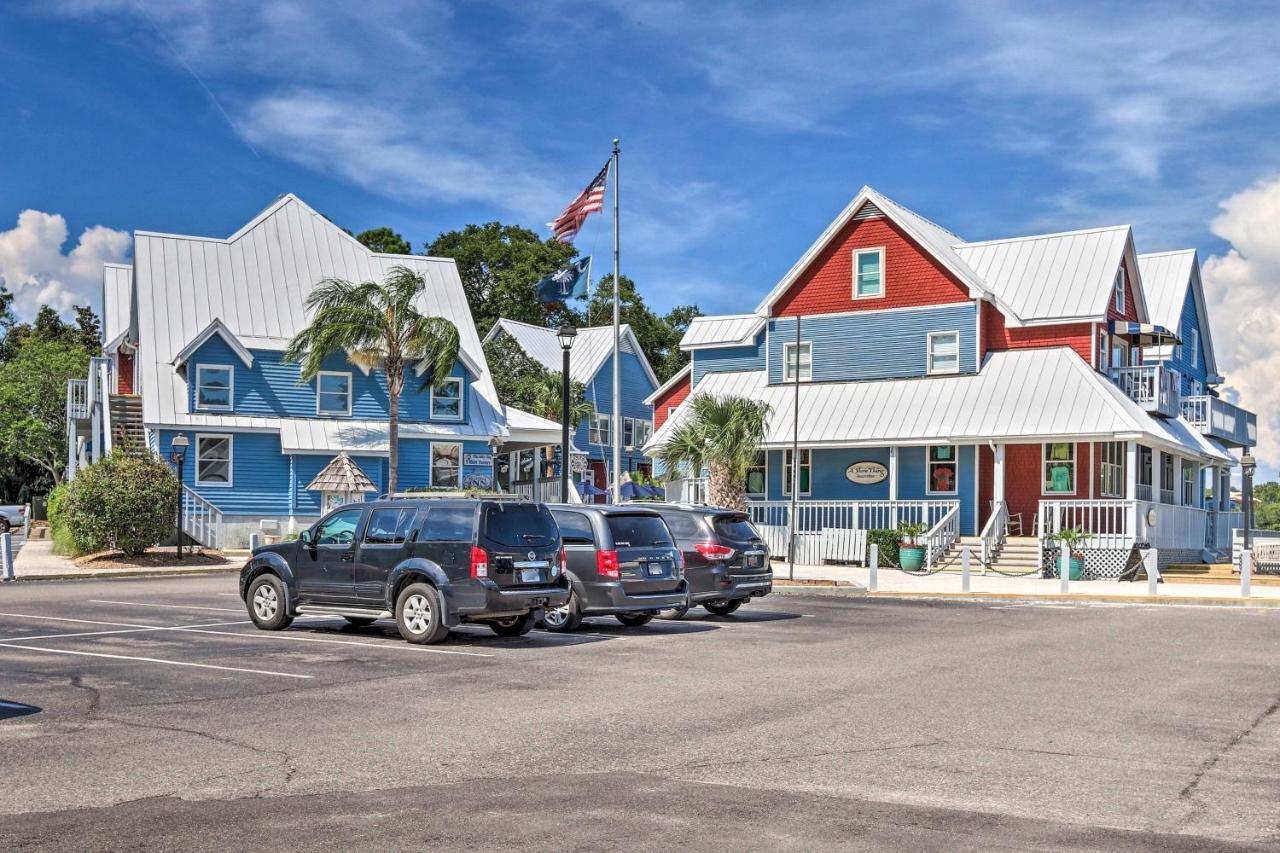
{"left": 549, "top": 160, "right": 609, "bottom": 243}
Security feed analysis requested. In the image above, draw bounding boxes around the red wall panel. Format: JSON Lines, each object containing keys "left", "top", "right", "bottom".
{"left": 652, "top": 370, "right": 691, "bottom": 430}
{"left": 981, "top": 302, "right": 1094, "bottom": 364}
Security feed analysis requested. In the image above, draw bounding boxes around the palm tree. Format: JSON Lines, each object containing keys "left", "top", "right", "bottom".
{"left": 285, "top": 266, "right": 460, "bottom": 496}
{"left": 655, "top": 394, "right": 771, "bottom": 511}
{"left": 530, "top": 372, "right": 594, "bottom": 429}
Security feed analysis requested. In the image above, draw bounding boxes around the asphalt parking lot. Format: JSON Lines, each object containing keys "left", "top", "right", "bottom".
{"left": 0, "top": 575, "right": 1278, "bottom": 851}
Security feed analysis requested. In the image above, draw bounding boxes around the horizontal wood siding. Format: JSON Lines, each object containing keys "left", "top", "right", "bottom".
{"left": 690, "top": 332, "right": 766, "bottom": 385}
{"left": 982, "top": 303, "right": 1093, "bottom": 364}
{"left": 575, "top": 350, "right": 656, "bottom": 469}
{"left": 160, "top": 429, "right": 291, "bottom": 516}
{"left": 767, "top": 303, "right": 978, "bottom": 383}
{"left": 1160, "top": 287, "right": 1210, "bottom": 393}
{"left": 652, "top": 372, "right": 691, "bottom": 430}
{"left": 897, "top": 445, "right": 976, "bottom": 535}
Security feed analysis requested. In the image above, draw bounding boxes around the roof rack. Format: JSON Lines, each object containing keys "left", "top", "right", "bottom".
{"left": 377, "top": 491, "right": 529, "bottom": 501}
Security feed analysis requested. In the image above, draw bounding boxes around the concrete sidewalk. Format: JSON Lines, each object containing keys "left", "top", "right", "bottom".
{"left": 775, "top": 561, "right": 1280, "bottom": 605}
{"left": 8, "top": 537, "right": 239, "bottom": 581}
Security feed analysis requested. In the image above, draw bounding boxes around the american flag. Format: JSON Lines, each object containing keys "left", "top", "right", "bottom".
{"left": 549, "top": 160, "right": 610, "bottom": 243}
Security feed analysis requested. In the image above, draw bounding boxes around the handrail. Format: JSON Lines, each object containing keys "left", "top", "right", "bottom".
{"left": 979, "top": 500, "right": 1007, "bottom": 566}
{"left": 66, "top": 379, "right": 89, "bottom": 420}
{"left": 180, "top": 485, "right": 224, "bottom": 550}
{"left": 97, "top": 359, "right": 113, "bottom": 456}
{"left": 924, "top": 503, "right": 960, "bottom": 569}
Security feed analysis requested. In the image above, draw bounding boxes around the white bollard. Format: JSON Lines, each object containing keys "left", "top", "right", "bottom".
{"left": 1145, "top": 549, "right": 1159, "bottom": 596}
{"left": 1, "top": 532, "right": 13, "bottom": 581}
{"left": 1059, "top": 546, "right": 1070, "bottom": 594}
{"left": 23, "top": 503, "right": 31, "bottom": 538}
{"left": 961, "top": 545, "right": 971, "bottom": 593}
{"left": 249, "top": 533, "right": 261, "bottom": 553}
{"left": 868, "top": 543, "right": 878, "bottom": 592}
{"left": 1241, "top": 548, "right": 1252, "bottom": 599}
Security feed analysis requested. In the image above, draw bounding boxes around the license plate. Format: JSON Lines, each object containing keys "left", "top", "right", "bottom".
{"left": 514, "top": 560, "right": 549, "bottom": 568}
{"left": 520, "top": 568, "right": 542, "bottom": 583}
{"left": 646, "top": 562, "right": 668, "bottom": 576}
{"left": 746, "top": 554, "right": 762, "bottom": 568}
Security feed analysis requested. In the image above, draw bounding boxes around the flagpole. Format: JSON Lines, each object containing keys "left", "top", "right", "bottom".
{"left": 611, "top": 138, "right": 622, "bottom": 504}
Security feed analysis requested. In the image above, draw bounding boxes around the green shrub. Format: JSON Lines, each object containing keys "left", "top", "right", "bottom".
{"left": 62, "top": 450, "right": 179, "bottom": 556}
{"left": 867, "top": 528, "right": 900, "bottom": 567}
{"left": 46, "top": 483, "right": 78, "bottom": 556}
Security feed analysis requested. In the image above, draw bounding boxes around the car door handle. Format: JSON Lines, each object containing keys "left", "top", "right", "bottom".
{"left": 340, "top": 552, "right": 354, "bottom": 562}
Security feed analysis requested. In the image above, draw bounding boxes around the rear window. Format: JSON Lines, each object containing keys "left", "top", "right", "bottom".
{"left": 607, "top": 514, "right": 674, "bottom": 548}
{"left": 713, "top": 515, "right": 761, "bottom": 541}
{"left": 657, "top": 511, "right": 706, "bottom": 540}
{"left": 552, "top": 510, "right": 595, "bottom": 545}
{"left": 420, "top": 506, "right": 475, "bottom": 542}
{"left": 483, "top": 503, "right": 557, "bottom": 547}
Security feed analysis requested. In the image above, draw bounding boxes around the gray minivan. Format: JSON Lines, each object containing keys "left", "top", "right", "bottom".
{"left": 542, "top": 505, "right": 689, "bottom": 631}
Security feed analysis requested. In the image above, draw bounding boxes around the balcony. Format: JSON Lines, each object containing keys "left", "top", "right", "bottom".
{"left": 1109, "top": 365, "right": 1180, "bottom": 418}
{"left": 1181, "top": 395, "right": 1257, "bottom": 447}
{"left": 66, "top": 378, "right": 89, "bottom": 421}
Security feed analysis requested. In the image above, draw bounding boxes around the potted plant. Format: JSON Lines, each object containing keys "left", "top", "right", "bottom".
{"left": 897, "top": 522, "right": 927, "bottom": 571}
{"left": 1050, "top": 527, "right": 1089, "bottom": 580}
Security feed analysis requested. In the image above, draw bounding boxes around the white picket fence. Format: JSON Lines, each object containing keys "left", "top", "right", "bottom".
{"left": 748, "top": 500, "right": 958, "bottom": 565}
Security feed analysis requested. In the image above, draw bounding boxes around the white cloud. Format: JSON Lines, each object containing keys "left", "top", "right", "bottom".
{"left": 1201, "top": 176, "right": 1280, "bottom": 473}
{"left": 0, "top": 210, "right": 130, "bottom": 320}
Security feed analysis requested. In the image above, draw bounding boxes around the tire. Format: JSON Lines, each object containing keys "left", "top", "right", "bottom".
{"left": 246, "top": 574, "right": 293, "bottom": 631}
{"left": 541, "top": 592, "right": 583, "bottom": 633}
{"left": 395, "top": 582, "right": 450, "bottom": 645}
{"left": 615, "top": 612, "right": 654, "bottom": 627}
{"left": 661, "top": 605, "right": 689, "bottom": 620}
{"left": 343, "top": 616, "right": 377, "bottom": 627}
{"left": 703, "top": 598, "right": 743, "bottom": 616}
{"left": 489, "top": 612, "right": 537, "bottom": 637}
{"left": 0, "top": 518, "right": 9, "bottom": 534}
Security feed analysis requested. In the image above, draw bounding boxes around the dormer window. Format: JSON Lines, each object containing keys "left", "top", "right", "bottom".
{"left": 195, "top": 365, "right": 233, "bottom": 411}
{"left": 431, "top": 377, "right": 463, "bottom": 419}
{"left": 1113, "top": 266, "right": 1126, "bottom": 313}
{"left": 316, "top": 371, "right": 352, "bottom": 416}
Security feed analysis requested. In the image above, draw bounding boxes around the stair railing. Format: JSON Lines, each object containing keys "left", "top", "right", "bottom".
{"left": 979, "top": 500, "right": 1008, "bottom": 570}
{"left": 180, "top": 485, "right": 224, "bottom": 550}
{"left": 924, "top": 503, "right": 960, "bottom": 570}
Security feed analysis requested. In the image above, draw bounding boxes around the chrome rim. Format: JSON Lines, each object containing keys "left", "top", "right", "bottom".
{"left": 403, "top": 593, "right": 432, "bottom": 635}
{"left": 252, "top": 584, "right": 278, "bottom": 620}
{"left": 543, "top": 597, "right": 573, "bottom": 628}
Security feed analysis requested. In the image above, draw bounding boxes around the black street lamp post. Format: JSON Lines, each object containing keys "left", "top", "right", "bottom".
{"left": 170, "top": 434, "right": 189, "bottom": 560}
{"left": 556, "top": 325, "right": 577, "bottom": 503}
{"left": 1242, "top": 448, "right": 1256, "bottom": 551}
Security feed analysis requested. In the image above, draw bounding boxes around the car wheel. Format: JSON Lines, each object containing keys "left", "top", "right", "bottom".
{"left": 541, "top": 592, "right": 583, "bottom": 632}
{"left": 661, "top": 605, "right": 689, "bottom": 620}
{"left": 0, "top": 518, "right": 9, "bottom": 534}
{"left": 489, "top": 612, "right": 537, "bottom": 637}
{"left": 615, "top": 613, "right": 654, "bottom": 627}
{"left": 395, "top": 583, "right": 449, "bottom": 644}
{"left": 246, "top": 574, "right": 293, "bottom": 631}
{"left": 343, "top": 616, "right": 377, "bottom": 627}
{"left": 703, "top": 598, "right": 743, "bottom": 616}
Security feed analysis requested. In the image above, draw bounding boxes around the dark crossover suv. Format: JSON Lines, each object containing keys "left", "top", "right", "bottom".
{"left": 239, "top": 498, "right": 569, "bottom": 644}
{"left": 648, "top": 504, "right": 772, "bottom": 616}
{"left": 542, "top": 505, "right": 689, "bottom": 631}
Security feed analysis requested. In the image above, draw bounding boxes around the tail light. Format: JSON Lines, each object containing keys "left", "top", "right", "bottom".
{"left": 694, "top": 542, "right": 735, "bottom": 561}
{"left": 17, "top": 507, "right": 25, "bottom": 516}
{"left": 470, "top": 546, "right": 489, "bottom": 578}
{"left": 556, "top": 548, "right": 566, "bottom": 577}
{"left": 596, "top": 549, "right": 620, "bottom": 579}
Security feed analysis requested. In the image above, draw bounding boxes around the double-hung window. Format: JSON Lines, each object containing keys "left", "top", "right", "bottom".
{"left": 1043, "top": 443, "right": 1075, "bottom": 494}
{"left": 430, "top": 442, "right": 461, "bottom": 488}
{"left": 1189, "top": 329, "right": 1200, "bottom": 369}
{"left": 431, "top": 377, "right": 463, "bottom": 419}
{"left": 745, "top": 450, "right": 766, "bottom": 497}
{"left": 783, "top": 341, "right": 812, "bottom": 382}
{"left": 926, "top": 446, "right": 958, "bottom": 494}
{"left": 853, "top": 247, "right": 884, "bottom": 299}
{"left": 195, "top": 435, "right": 232, "bottom": 487}
{"left": 195, "top": 365, "right": 233, "bottom": 411}
{"left": 782, "top": 449, "right": 811, "bottom": 496}
{"left": 1113, "top": 267, "right": 1126, "bottom": 313}
{"left": 316, "top": 371, "right": 352, "bottom": 416}
{"left": 589, "top": 412, "right": 611, "bottom": 446}
{"left": 627, "top": 418, "right": 652, "bottom": 449}
{"left": 1099, "top": 441, "right": 1124, "bottom": 498}
{"left": 927, "top": 331, "right": 960, "bottom": 375}
{"left": 1182, "top": 462, "right": 1197, "bottom": 506}
{"left": 623, "top": 417, "right": 635, "bottom": 449}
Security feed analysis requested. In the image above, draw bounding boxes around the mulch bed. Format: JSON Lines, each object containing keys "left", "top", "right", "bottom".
{"left": 73, "top": 547, "right": 231, "bottom": 570}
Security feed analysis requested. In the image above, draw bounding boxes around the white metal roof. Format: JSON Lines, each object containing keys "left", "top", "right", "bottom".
{"left": 101, "top": 263, "right": 133, "bottom": 350}
{"left": 133, "top": 194, "right": 502, "bottom": 433}
{"left": 680, "top": 314, "right": 765, "bottom": 350}
{"left": 954, "top": 225, "right": 1144, "bottom": 324}
{"left": 645, "top": 347, "right": 1230, "bottom": 463}
{"left": 1137, "top": 249, "right": 1217, "bottom": 377}
{"left": 483, "top": 319, "right": 658, "bottom": 388}
{"left": 502, "top": 405, "right": 569, "bottom": 450}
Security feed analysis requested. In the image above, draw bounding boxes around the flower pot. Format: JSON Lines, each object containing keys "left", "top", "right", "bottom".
{"left": 899, "top": 544, "right": 925, "bottom": 571}
{"left": 1069, "top": 553, "right": 1085, "bottom": 580}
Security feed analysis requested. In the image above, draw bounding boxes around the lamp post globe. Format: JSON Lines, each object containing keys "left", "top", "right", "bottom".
{"left": 557, "top": 325, "right": 577, "bottom": 503}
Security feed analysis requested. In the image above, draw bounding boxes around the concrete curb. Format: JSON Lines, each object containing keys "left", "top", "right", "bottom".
{"left": 9, "top": 566, "right": 241, "bottom": 583}
{"left": 865, "top": 590, "right": 1280, "bottom": 607}
{"left": 770, "top": 582, "right": 868, "bottom": 597}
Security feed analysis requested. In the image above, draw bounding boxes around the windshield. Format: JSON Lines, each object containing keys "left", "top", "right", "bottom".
{"left": 607, "top": 514, "right": 674, "bottom": 548}
{"left": 482, "top": 503, "right": 557, "bottom": 547}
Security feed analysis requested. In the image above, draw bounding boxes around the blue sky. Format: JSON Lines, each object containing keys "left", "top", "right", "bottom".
{"left": 4, "top": 1, "right": 1280, "bottom": 469}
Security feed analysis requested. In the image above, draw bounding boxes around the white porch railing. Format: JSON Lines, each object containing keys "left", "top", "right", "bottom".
{"left": 66, "top": 379, "right": 89, "bottom": 420}
{"left": 1135, "top": 501, "right": 1208, "bottom": 551}
{"left": 1039, "top": 499, "right": 1237, "bottom": 555}
{"left": 980, "top": 500, "right": 1008, "bottom": 566}
{"left": 747, "top": 500, "right": 959, "bottom": 565}
{"left": 924, "top": 503, "right": 960, "bottom": 569}
{"left": 510, "top": 480, "right": 566, "bottom": 503}
{"left": 1110, "top": 364, "right": 1180, "bottom": 418}
{"left": 181, "top": 485, "right": 223, "bottom": 550}
{"left": 1039, "top": 500, "right": 1137, "bottom": 551}
{"left": 669, "top": 477, "right": 709, "bottom": 504}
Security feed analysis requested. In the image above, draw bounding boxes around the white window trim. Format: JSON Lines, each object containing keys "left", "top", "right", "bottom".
{"left": 429, "top": 441, "right": 463, "bottom": 488}
{"left": 1114, "top": 267, "right": 1126, "bottom": 313}
{"left": 666, "top": 406, "right": 678, "bottom": 419}
{"left": 315, "top": 370, "right": 353, "bottom": 416}
{"left": 589, "top": 412, "right": 611, "bottom": 446}
{"left": 745, "top": 450, "right": 767, "bottom": 498}
{"left": 1041, "top": 442, "right": 1076, "bottom": 496}
{"left": 194, "top": 433, "right": 233, "bottom": 488}
{"left": 194, "top": 364, "right": 234, "bottom": 412}
{"left": 852, "top": 246, "right": 886, "bottom": 300}
{"left": 1190, "top": 329, "right": 1199, "bottom": 368}
{"left": 781, "top": 448, "right": 812, "bottom": 497}
{"left": 782, "top": 341, "right": 813, "bottom": 383}
{"left": 430, "top": 377, "right": 465, "bottom": 421}
{"left": 925, "top": 445, "right": 960, "bottom": 495}
{"left": 1099, "top": 441, "right": 1124, "bottom": 498}
{"left": 926, "top": 330, "right": 961, "bottom": 376}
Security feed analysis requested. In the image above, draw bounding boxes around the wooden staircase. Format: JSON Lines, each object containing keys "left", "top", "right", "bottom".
{"left": 108, "top": 394, "right": 145, "bottom": 452}
{"left": 1156, "top": 563, "right": 1280, "bottom": 587}
{"left": 936, "top": 536, "right": 1042, "bottom": 574}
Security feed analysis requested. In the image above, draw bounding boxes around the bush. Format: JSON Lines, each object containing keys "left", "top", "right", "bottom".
{"left": 47, "top": 483, "right": 78, "bottom": 557}
{"left": 867, "top": 528, "right": 900, "bottom": 567}
{"left": 62, "top": 450, "right": 179, "bottom": 556}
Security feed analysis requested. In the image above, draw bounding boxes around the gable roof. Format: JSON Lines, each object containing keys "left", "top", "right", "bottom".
{"left": 172, "top": 318, "right": 254, "bottom": 368}
{"left": 483, "top": 319, "right": 659, "bottom": 389}
{"left": 680, "top": 314, "right": 765, "bottom": 350}
{"left": 954, "top": 225, "right": 1147, "bottom": 325}
{"left": 643, "top": 362, "right": 691, "bottom": 405}
{"left": 132, "top": 194, "right": 502, "bottom": 431}
{"left": 1138, "top": 249, "right": 1218, "bottom": 377}
{"left": 102, "top": 263, "right": 134, "bottom": 352}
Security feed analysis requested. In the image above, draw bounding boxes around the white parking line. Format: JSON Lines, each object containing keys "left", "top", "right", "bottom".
{"left": 0, "top": 617, "right": 266, "bottom": 643}
{"left": 0, "top": 643, "right": 313, "bottom": 678}
{"left": 177, "top": 627, "right": 495, "bottom": 657}
{"left": 0, "top": 611, "right": 155, "bottom": 630}
{"left": 89, "top": 600, "right": 245, "bottom": 613}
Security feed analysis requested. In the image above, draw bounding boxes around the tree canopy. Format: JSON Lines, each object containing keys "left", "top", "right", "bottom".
{"left": 0, "top": 337, "right": 91, "bottom": 486}
{"left": 583, "top": 274, "right": 701, "bottom": 382}
{"left": 482, "top": 334, "right": 592, "bottom": 427}
{"left": 356, "top": 226, "right": 411, "bottom": 255}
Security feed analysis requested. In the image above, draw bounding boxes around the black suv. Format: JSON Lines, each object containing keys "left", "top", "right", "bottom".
{"left": 648, "top": 504, "right": 771, "bottom": 616}
{"left": 542, "top": 505, "right": 689, "bottom": 631}
{"left": 239, "top": 498, "right": 569, "bottom": 644}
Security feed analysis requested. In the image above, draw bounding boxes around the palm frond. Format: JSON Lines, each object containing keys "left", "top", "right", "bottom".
{"left": 408, "top": 316, "right": 461, "bottom": 390}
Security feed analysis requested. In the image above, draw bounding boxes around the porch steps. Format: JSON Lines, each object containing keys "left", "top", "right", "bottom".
{"left": 108, "top": 394, "right": 145, "bottom": 452}
{"left": 935, "top": 536, "right": 1042, "bottom": 574}
{"left": 1155, "top": 563, "right": 1280, "bottom": 587}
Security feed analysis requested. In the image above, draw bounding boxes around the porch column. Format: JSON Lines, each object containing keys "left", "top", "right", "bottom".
{"left": 1126, "top": 441, "right": 1139, "bottom": 543}
{"left": 1172, "top": 456, "right": 1183, "bottom": 506}
{"left": 993, "top": 443, "right": 1006, "bottom": 504}
{"left": 888, "top": 446, "right": 899, "bottom": 529}
{"left": 1152, "top": 447, "right": 1163, "bottom": 504}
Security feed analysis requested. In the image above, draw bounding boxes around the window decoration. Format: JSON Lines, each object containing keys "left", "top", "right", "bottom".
{"left": 1043, "top": 443, "right": 1075, "bottom": 494}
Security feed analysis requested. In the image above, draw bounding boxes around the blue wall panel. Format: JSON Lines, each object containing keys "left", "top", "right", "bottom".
{"left": 690, "top": 332, "right": 766, "bottom": 385}
{"left": 1160, "top": 288, "right": 1210, "bottom": 395}
{"left": 766, "top": 303, "right": 978, "bottom": 384}
{"left": 575, "top": 350, "right": 656, "bottom": 470}
{"left": 160, "top": 429, "right": 291, "bottom": 517}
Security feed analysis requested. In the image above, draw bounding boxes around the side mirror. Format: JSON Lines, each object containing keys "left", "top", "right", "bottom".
{"left": 298, "top": 529, "right": 313, "bottom": 545}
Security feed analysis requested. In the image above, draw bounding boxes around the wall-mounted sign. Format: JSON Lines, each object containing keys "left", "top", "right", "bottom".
{"left": 845, "top": 461, "right": 888, "bottom": 485}
{"left": 463, "top": 453, "right": 494, "bottom": 468}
